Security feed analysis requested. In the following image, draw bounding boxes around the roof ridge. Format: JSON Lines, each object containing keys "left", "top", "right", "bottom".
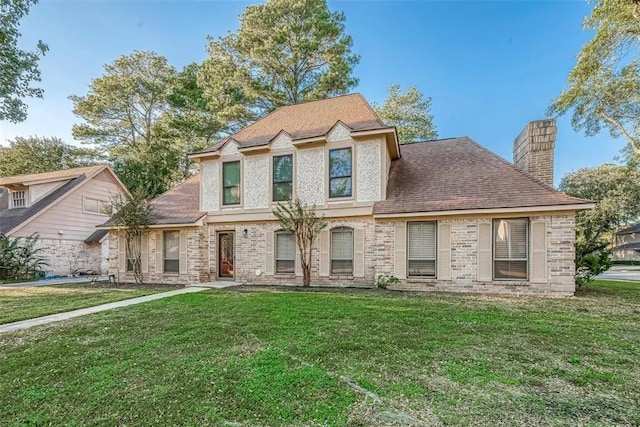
{"left": 461, "top": 136, "right": 588, "bottom": 203}
{"left": 0, "top": 164, "right": 107, "bottom": 183}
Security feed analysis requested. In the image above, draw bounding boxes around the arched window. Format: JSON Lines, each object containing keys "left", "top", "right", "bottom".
{"left": 330, "top": 226, "right": 353, "bottom": 275}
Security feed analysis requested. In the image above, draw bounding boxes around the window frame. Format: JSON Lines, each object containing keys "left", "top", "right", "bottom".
{"left": 406, "top": 221, "right": 438, "bottom": 278}
{"left": 272, "top": 154, "right": 294, "bottom": 202}
{"left": 125, "top": 235, "right": 141, "bottom": 273}
{"left": 328, "top": 147, "right": 353, "bottom": 199}
{"left": 330, "top": 226, "right": 354, "bottom": 275}
{"left": 11, "top": 190, "right": 27, "bottom": 209}
{"left": 492, "top": 218, "right": 529, "bottom": 281}
{"left": 163, "top": 230, "right": 180, "bottom": 273}
{"left": 275, "top": 230, "right": 296, "bottom": 274}
{"left": 222, "top": 160, "right": 241, "bottom": 206}
{"left": 83, "top": 196, "right": 109, "bottom": 216}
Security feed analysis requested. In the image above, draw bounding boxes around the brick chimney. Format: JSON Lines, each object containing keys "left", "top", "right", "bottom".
{"left": 513, "top": 119, "right": 557, "bottom": 187}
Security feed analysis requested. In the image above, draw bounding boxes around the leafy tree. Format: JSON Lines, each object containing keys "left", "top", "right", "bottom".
{"left": 0, "top": 233, "right": 48, "bottom": 281}
{"left": 559, "top": 163, "right": 640, "bottom": 288}
{"left": 374, "top": 84, "right": 438, "bottom": 143}
{"left": 0, "top": 0, "right": 48, "bottom": 123}
{"left": 549, "top": 0, "right": 640, "bottom": 157}
{"left": 273, "top": 198, "right": 327, "bottom": 287}
{"left": 70, "top": 51, "right": 180, "bottom": 196}
{"left": 199, "top": 0, "right": 359, "bottom": 116}
{"left": 0, "top": 136, "right": 101, "bottom": 177}
{"left": 108, "top": 189, "right": 154, "bottom": 285}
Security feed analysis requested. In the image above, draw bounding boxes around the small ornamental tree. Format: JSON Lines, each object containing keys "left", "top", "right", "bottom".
{"left": 108, "top": 189, "right": 154, "bottom": 285}
{"left": 273, "top": 198, "right": 327, "bottom": 287}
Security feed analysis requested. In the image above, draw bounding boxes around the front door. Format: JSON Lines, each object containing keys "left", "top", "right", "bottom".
{"left": 218, "top": 232, "right": 235, "bottom": 279}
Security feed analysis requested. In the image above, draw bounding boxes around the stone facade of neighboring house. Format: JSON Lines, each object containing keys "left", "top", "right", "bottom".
{"left": 105, "top": 94, "right": 592, "bottom": 295}
{"left": 612, "top": 224, "right": 640, "bottom": 261}
{"left": 0, "top": 166, "right": 128, "bottom": 276}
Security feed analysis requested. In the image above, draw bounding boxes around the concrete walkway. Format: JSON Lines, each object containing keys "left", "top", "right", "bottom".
{"left": 0, "top": 287, "right": 209, "bottom": 334}
{"left": 1, "top": 276, "right": 108, "bottom": 288}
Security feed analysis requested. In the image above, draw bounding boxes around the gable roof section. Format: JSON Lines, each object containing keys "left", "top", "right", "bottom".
{"left": 0, "top": 175, "right": 87, "bottom": 234}
{"left": 195, "top": 93, "right": 387, "bottom": 154}
{"left": 617, "top": 223, "right": 640, "bottom": 235}
{"left": 0, "top": 165, "right": 107, "bottom": 187}
{"left": 101, "top": 174, "right": 204, "bottom": 227}
{"left": 374, "top": 137, "right": 592, "bottom": 216}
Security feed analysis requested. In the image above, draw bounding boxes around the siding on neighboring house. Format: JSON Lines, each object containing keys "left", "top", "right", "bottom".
{"left": 13, "top": 170, "right": 121, "bottom": 241}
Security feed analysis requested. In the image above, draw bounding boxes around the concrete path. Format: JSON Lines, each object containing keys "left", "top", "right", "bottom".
{"left": 1, "top": 276, "right": 108, "bottom": 288}
{"left": 0, "top": 287, "right": 209, "bottom": 334}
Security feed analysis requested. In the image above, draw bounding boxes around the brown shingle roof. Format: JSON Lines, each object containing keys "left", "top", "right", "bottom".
{"left": 149, "top": 175, "right": 204, "bottom": 224}
{"left": 373, "top": 137, "right": 591, "bottom": 215}
{"left": 196, "top": 93, "right": 386, "bottom": 153}
{"left": 0, "top": 165, "right": 107, "bottom": 186}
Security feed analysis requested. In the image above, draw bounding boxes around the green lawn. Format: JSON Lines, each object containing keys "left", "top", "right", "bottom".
{"left": 1, "top": 280, "right": 639, "bottom": 426}
{"left": 0, "top": 283, "right": 176, "bottom": 324}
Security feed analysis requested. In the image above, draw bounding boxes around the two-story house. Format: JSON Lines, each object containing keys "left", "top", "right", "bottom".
{"left": 106, "top": 94, "right": 592, "bottom": 295}
{"left": 0, "top": 165, "right": 127, "bottom": 276}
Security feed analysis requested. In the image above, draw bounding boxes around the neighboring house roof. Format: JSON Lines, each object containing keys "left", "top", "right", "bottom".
{"left": 612, "top": 242, "right": 640, "bottom": 251}
{"left": 101, "top": 175, "right": 205, "bottom": 227}
{"left": 373, "top": 137, "right": 592, "bottom": 215}
{"left": 84, "top": 229, "right": 109, "bottom": 244}
{"left": 0, "top": 175, "right": 87, "bottom": 234}
{"left": 194, "top": 93, "right": 387, "bottom": 154}
{"left": 617, "top": 223, "right": 640, "bottom": 235}
{"left": 0, "top": 165, "right": 107, "bottom": 187}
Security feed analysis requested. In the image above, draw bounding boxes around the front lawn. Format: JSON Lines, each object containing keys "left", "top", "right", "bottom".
{"left": 0, "top": 283, "right": 177, "bottom": 324}
{"left": 1, "top": 280, "right": 639, "bottom": 426}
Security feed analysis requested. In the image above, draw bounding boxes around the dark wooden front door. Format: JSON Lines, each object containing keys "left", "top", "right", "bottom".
{"left": 218, "top": 232, "right": 235, "bottom": 279}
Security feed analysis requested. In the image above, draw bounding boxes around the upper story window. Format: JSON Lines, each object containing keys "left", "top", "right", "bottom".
{"left": 407, "top": 222, "right": 437, "bottom": 277}
{"left": 11, "top": 191, "right": 27, "bottom": 209}
{"left": 83, "top": 197, "right": 109, "bottom": 215}
{"left": 273, "top": 154, "right": 293, "bottom": 202}
{"left": 223, "top": 161, "right": 241, "bottom": 205}
{"left": 329, "top": 148, "right": 352, "bottom": 198}
{"left": 493, "top": 218, "right": 528, "bottom": 280}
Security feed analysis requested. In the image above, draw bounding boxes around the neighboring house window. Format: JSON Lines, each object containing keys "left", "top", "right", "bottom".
{"left": 223, "top": 161, "right": 241, "bottom": 205}
{"left": 84, "top": 197, "right": 109, "bottom": 214}
{"left": 273, "top": 154, "right": 293, "bottom": 201}
{"left": 126, "top": 235, "right": 141, "bottom": 272}
{"left": 11, "top": 191, "right": 26, "bottom": 208}
{"left": 329, "top": 148, "right": 352, "bottom": 198}
{"left": 275, "top": 231, "right": 295, "bottom": 274}
{"left": 330, "top": 227, "right": 353, "bottom": 275}
{"left": 493, "top": 218, "right": 529, "bottom": 280}
{"left": 163, "top": 231, "right": 180, "bottom": 273}
{"left": 407, "top": 222, "right": 437, "bottom": 277}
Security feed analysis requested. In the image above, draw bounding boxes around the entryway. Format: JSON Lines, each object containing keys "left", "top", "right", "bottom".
{"left": 217, "top": 231, "right": 235, "bottom": 280}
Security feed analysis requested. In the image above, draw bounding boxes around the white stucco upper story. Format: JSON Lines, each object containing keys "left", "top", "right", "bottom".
{"left": 198, "top": 123, "right": 391, "bottom": 216}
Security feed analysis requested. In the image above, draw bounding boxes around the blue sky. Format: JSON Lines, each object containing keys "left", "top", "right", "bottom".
{"left": 0, "top": 0, "right": 626, "bottom": 186}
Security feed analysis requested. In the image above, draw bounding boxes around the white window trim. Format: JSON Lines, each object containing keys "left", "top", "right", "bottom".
{"left": 275, "top": 231, "right": 296, "bottom": 275}
{"left": 163, "top": 230, "right": 180, "bottom": 273}
{"left": 82, "top": 196, "right": 109, "bottom": 216}
{"left": 492, "top": 218, "right": 529, "bottom": 281}
{"left": 10, "top": 190, "right": 27, "bottom": 209}
{"left": 330, "top": 226, "right": 354, "bottom": 275}
{"left": 406, "top": 221, "right": 437, "bottom": 278}
{"left": 221, "top": 159, "right": 242, "bottom": 207}
{"left": 328, "top": 147, "right": 354, "bottom": 200}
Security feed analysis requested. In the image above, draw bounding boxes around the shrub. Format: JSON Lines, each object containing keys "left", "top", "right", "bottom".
{"left": 376, "top": 274, "right": 400, "bottom": 289}
{"left": 0, "top": 233, "right": 48, "bottom": 280}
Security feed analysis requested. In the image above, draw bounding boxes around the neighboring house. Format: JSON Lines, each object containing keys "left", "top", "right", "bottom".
{"left": 105, "top": 94, "right": 593, "bottom": 296}
{"left": 612, "top": 224, "right": 640, "bottom": 261}
{"left": 0, "top": 165, "right": 128, "bottom": 276}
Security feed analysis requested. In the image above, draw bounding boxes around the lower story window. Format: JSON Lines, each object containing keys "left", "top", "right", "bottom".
{"left": 275, "top": 231, "right": 295, "bottom": 274}
{"left": 331, "top": 227, "right": 353, "bottom": 275}
{"left": 126, "top": 235, "right": 141, "bottom": 272}
{"left": 493, "top": 218, "right": 528, "bottom": 280}
{"left": 164, "top": 231, "right": 180, "bottom": 273}
{"left": 407, "top": 221, "right": 437, "bottom": 277}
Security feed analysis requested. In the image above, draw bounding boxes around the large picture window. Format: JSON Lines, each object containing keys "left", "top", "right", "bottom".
{"left": 330, "top": 227, "right": 353, "bottom": 275}
{"left": 163, "top": 231, "right": 180, "bottom": 273}
{"left": 275, "top": 231, "right": 295, "bottom": 274}
{"left": 223, "top": 161, "right": 241, "bottom": 205}
{"left": 407, "top": 222, "right": 437, "bottom": 277}
{"left": 493, "top": 218, "right": 528, "bottom": 280}
{"left": 273, "top": 155, "right": 293, "bottom": 201}
{"left": 329, "top": 148, "right": 352, "bottom": 198}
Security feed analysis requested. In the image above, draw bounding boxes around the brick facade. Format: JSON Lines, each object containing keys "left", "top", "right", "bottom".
{"left": 110, "top": 214, "right": 577, "bottom": 296}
